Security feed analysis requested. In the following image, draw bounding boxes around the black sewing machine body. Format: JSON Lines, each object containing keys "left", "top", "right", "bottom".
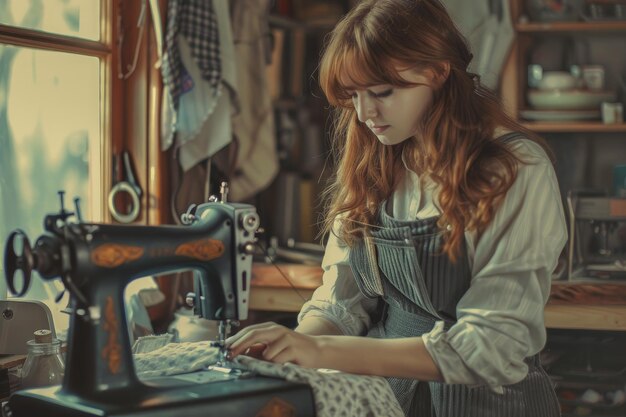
{"left": 8, "top": 375, "right": 315, "bottom": 417}
{"left": 3, "top": 196, "right": 315, "bottom": 417}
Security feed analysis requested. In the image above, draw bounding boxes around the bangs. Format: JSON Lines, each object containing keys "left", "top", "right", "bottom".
{"left": 320, "top": 34, "right": 417, "bottom": 107}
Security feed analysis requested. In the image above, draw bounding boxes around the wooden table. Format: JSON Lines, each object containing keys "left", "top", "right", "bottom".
{"left": 545, "top": 280, "right": 626, "bottom": 331}
{"left": 250, "top": 263, "right": 322, "bottom": 313}
{"left": 0, "top": 354, "right": 25, "bottom": 371}
{"left": 250, "top": 263, "right": 626, "bottom": 331}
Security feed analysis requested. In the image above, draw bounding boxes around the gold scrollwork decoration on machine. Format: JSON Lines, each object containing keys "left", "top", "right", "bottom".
{"left": 102, "top": 296, "right": 122, "bottom": 374}
{"left": 255, "top": 397, "right": 296, "bottom": 417}
{"left": 176, "top": 238, "right": 225, "bottom": 261}
{"left": 91, "top": 244, "right": 144, "bottom": 267}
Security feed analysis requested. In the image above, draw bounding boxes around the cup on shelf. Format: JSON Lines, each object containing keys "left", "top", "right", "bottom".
{"left": 582, "top": 65, "right": 605, "bottom": 90}
{"left": 601, "top": 102, "right": 624, "bottom": 124}
{"left": 528, "top": 64, "right": 543, "bottom": 88}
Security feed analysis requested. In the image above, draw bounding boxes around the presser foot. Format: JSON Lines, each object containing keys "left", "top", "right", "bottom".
{"left": 206, "top": 363, "right": 253, "bottom": 378}
{"left": 209, "top": 341, "right": 230, "bottom": 366}
{"left": 208, "top": 341, "right": 252, "bottom": 376}
{"left": 206, "top": 357, "right": 254, "bottom": 379}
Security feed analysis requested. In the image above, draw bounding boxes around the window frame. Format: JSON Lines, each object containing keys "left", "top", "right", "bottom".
{"left": 0, "top": 0, "right": 169, "bottom": 225}
{"left": 0, "top": 0, "right": 172, "bottom": 329}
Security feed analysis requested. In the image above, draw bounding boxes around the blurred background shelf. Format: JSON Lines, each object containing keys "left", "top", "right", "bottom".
{"left": 516, "top": 21, "right": 626, "bottom": 33}
{"left": 520, "top": 122, "right": 626, "bottom": 132}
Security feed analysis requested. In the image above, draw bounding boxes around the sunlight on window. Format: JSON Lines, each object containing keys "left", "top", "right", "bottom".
{"left": 0, "top": 0, "right": 99, "bottom": 40}
{"left": 0, "top": 44, "right": 102, "bottom": 334}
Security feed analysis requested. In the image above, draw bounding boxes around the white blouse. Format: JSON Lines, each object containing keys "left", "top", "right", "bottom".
{"left": 297, "top": 138, "right": 568, "bottom": 392}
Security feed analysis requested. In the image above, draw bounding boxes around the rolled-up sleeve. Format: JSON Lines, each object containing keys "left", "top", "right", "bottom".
{"left": 421, "top": 140, "right": 568, "bottom": 393}
{"left": 297, "top": 225, "right": 378, "bottom": 336}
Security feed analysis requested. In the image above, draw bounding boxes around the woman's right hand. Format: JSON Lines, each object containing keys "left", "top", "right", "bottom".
{"left": 226, "top": 321, "right": 324, "bottom": 367}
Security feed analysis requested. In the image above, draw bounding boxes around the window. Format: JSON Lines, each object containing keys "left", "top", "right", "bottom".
{"left": 0, "top": 0, "right": 100, "bottom": 40}
{"left": 0, "top": 0, "right": 114, "bottom": 335}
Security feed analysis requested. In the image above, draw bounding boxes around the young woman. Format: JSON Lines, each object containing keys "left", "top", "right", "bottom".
{"left": 226, "top": 0, "right": 567, "bottom": 415}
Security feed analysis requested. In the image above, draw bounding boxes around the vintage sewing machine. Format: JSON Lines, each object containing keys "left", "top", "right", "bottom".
{"left": 2, "top": 186, "right": 314, "bottom": 417}
{"left": 567, "top": 191, "right": 626, "bottom": 280}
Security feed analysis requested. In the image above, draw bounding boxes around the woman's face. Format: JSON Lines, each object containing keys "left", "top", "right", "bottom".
{"left": 346, "top": 69, "right": 434, "bottom": 145}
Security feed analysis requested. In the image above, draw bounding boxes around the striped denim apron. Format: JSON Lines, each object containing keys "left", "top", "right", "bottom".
{"left": 348, "top": 206, "right": 561, "bottom": 417}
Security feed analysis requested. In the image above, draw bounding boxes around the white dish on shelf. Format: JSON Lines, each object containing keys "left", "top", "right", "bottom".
{"left": 538, "top": 71, "right": 578, "bottom": 90}
{"left": 520, "top": 109, "right": 601, "bottom": 121}
{"left": 527, "top": 89, "right": 616, "bottom": 110}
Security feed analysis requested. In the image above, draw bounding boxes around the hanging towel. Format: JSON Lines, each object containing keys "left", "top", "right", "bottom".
{"left": 442, "top": 0, "right": 514, "bottom": 90}
{"left": 161, "top": 0, "right": 224, "bottom": 151}
{"left": 213, "top": 0, "right": 279, "bottom": 202}
{"left": 177, "top": 0, "right": 239, "bottom": 170}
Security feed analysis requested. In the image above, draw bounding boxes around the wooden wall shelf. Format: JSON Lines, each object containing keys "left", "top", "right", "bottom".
{"left": 520, "top": 122, "right": 626, "bottom": 132}
{"left": 503, "top": 0, "right": 626, "bottom": 131}
{"left": 516, "top": 21, "right": 626, "bottom": 33}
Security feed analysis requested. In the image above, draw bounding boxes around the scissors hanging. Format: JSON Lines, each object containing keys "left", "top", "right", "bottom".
{"left": 108, "top": 150, "right": 142, "bottom": 223}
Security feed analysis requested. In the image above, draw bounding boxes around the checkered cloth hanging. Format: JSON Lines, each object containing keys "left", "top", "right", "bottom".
{"left": 162, "top": 0, "right": 221, "bottom": 111}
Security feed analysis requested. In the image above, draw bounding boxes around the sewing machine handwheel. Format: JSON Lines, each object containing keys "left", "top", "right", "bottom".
{"left": 4, "top": 230, "right": 33, "bottom": 297}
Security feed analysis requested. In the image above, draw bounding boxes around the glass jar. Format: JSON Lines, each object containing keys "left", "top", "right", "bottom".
{"left": 20, "top": 330, "right": 64, "bottom": 389}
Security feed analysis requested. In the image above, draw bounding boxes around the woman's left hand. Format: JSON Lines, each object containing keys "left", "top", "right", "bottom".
{"left": 225, "top": 322, "right": 322, "bottom": 367}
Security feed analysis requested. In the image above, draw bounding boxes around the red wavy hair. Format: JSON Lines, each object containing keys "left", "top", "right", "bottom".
{"left": 319, "top": 0, "right": 548, "bottom": 261}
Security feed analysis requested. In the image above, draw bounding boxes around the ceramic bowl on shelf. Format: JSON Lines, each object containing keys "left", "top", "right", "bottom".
{"left": 537, "top": 71, "right": 578, "bottom": 90}
{"left": 520, "top": 109, "right": 601, "bottom": 121}
{"left": 527, "top": 89, "right": 617, "bottom": 110}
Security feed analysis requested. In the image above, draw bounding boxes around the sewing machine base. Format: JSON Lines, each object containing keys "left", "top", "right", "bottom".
{"left": 6, "top": 375, "right": 315, "bottom": 417}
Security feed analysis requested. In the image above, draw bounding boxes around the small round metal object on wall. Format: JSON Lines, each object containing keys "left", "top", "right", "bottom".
{"left": 107, "top": 181, "right": 141, "bottom": 223}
